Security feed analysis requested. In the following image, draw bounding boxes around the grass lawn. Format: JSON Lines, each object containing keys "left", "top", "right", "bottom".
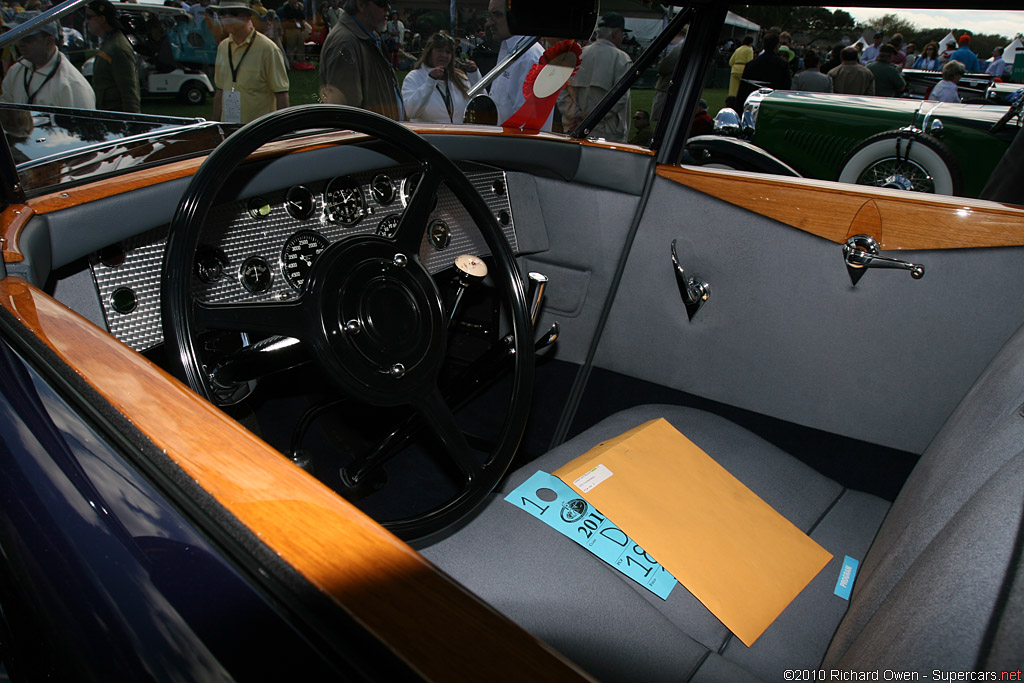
{"left": 141, "top": 67, "right": 727, "bottom": 144}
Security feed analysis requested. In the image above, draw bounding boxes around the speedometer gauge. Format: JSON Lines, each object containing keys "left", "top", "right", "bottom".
{"left": 324, "top": 176, "right": 365, "bottom": 225}
{"left": 281, "top": 230, "right": 329, "bottom": 291}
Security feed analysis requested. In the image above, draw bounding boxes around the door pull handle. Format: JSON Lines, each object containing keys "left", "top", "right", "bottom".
{"left": 671, "top": 239, "right": 710, "bottom": 321}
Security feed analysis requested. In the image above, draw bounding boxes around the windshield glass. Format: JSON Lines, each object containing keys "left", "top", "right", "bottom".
{"left": 0, "top": 1, "right": 1021, "bottom": 203}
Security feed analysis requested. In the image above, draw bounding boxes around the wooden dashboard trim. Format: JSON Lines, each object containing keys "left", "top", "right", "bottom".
{"left": 0, "top": 276, "right": 593, "bottom": 682}
{"left": 1, "top": 204, "right": 33, "bottom": 263}
{"left": 656, "top": 164, "right": 1024, "bottom": 251}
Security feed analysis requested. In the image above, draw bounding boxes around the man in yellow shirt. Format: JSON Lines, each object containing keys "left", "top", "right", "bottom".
{"left": 210, "top": 0, "right": 289, "bottom": 124}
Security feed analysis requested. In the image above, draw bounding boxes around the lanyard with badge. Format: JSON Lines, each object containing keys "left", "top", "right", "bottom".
{"left": 23, "top": 53, "right": 61, "bottom": 105}
{"left": 223, "top": 35, "right": 254, "bottom": 123}
{"left": 435, "top": 79, "right": 454, "bottom": 122}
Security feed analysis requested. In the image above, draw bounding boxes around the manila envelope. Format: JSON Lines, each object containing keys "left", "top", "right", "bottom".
{"left": 553, "top": 418, "right": 832, "bottom": 647}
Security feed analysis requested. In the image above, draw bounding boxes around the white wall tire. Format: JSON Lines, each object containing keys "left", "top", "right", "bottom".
{"left": 838, "top": 132, "right": 962, "bottom": 196}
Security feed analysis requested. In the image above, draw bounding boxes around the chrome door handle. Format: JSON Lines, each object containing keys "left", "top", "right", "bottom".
{"left": 671, "top": 240, "right": 710, "bottom": 321}
{"left": 843, "top": 235, "right": 925, "bottom": 286}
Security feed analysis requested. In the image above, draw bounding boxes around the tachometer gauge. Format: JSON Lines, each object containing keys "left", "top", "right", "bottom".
{"left": 323, "top": 176, "right": 365, "bottom": 225}
{"left": 281, "top": 230, "right": 329, "bottom": 291}
{"left": 370, "top": 174, "right": 396, "bottom": 205}
{"left": 285, "top": 185, "right": 316, "bottom": 220}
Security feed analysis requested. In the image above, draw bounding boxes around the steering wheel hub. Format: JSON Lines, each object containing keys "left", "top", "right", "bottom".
{"left": 309, "top": 236, "right": 445, "bottom": 406}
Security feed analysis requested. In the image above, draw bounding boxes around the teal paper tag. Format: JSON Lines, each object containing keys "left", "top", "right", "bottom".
{"left": 505, "top": 470, "right": 677, "bottom": 600}
{"left": 834, "top": 555, "right": 859, "bottom": 600}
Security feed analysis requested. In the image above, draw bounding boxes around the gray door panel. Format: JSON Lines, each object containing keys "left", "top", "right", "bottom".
{"left": 594, "top": 176, "right": 1024, "bottom": 454}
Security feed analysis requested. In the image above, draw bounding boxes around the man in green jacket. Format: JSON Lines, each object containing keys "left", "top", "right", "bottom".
{"left": 319, "top": 0, "right": 403, "bottom": 119}
{"left": 85, "top": 0, "right": 140, "bottom": 113}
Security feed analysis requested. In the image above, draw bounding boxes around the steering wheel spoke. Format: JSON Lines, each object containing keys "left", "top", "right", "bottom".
{"left": 393, "top": 166, "right": 441, "bottom": 253}
{"left": 194, "top": 299, "right": 308, "bottom": 339}
{"left": 414, "top": 386, "right": 482, "bottom": 483}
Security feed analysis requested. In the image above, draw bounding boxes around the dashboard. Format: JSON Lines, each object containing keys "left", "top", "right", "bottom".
{"left": 90, "top": 161, "right": 518, "bottom": 352}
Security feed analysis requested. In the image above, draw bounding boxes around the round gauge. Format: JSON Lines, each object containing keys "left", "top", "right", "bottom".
{"left": 428, "top": 219, "right": 451, "bottom": 250}
{"left": 281, "top": 230, "right": 329, "bottom": 291}
{"left": 247, "top": 196, "right": 272, "bottom": 219}
{"left": 401, "top": 171, "right": 439, "bottom": 211}
{"left": 285, "top": 185, "right": 316, "bottom": 220}
{"left": 370, "top": 174, "right": 396, "bottom": 205}
{"left": 323, "top": 176, "right": 365, "bottom": 225}
{"left": 239, "top": 256, "right": 273, "bottom": 294}
{"left": 377, "top": 214, "right": 401, "bottom": 238}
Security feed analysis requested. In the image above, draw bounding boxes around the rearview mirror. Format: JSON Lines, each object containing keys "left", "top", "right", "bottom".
{"left": 507, "top": 0, "right": 599, "bottom": 39}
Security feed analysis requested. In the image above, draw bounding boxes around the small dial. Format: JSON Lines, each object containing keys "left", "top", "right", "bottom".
{"left": 377, "top": 214, "right": 401, "bottom": 238}
{"left": 285, "top": 186, "right": 316, "bottom": 220}
{"left": 370, "top": 174, "right": 396, "bottom": 205}
{"left": 323, "top": 176, "right": 365, "bottom": 225}
{"left": 247, "top": 196, "right": 272, "bottom": 219}
{"left": 239, "top": 256, "right": 273, "bottom": 294}
{"left": 428, "top": 219, "right": 451, "bottom": 250}
{"left": 281, "top": 230, "right": 329, "bottom": 291}
{"left": 401, "top": 171, "right": 439, "bottom": 211}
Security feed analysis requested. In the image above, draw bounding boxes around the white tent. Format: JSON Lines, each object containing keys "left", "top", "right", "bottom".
{"left": 1003, "top": 36, "right": 1023, "bottom": 76}
{"left": 937, "top": 31, "right": 956, "bottom": 56}
{"left": 623, "top": 8, "right": 759, "bottom": 46}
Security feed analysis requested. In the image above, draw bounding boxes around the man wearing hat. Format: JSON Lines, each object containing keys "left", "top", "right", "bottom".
{"left": 866, "top": 43, "right": 905, "bottom": 97}
{"left": 558, "top": 12, "right": 633, "bottom": 142}
{"left": 209, "top": 0, "right": 289, "bottom": 124}
{"left": 0, "top": 11, "right": 94, "bottom": 108}
{"left": 319, "top": 0, "right": 403, "bottom": 119}
{"left": 85, "top": 0, "right": 140, "bottom": 112}
{"left": 949, "top": 34, "right": 981, "bottom": 73}
{"left": 861, "top": 31, "right": 884, "bottom": 65}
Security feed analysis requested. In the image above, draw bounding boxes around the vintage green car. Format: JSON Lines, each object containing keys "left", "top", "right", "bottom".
{"left": 706, "top": 89, "right": 1020, "bottom": 198}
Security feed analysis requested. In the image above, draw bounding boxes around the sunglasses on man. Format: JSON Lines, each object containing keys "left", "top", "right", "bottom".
{"left": 220, "top": 9, "right": 250, "bottom": 17}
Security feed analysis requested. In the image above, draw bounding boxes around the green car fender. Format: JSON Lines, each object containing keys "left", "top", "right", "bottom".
{"left": 748, "top": 91, "right": 1015, "bottom": 198}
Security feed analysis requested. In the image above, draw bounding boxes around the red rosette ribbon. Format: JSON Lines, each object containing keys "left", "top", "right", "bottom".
{"left": 501, "top": 39, "right": 582, "bottom": 131}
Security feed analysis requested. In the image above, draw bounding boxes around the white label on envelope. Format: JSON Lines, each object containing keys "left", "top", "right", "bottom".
{"left": 573, "top": 463, "right": 613, "bottom": 492}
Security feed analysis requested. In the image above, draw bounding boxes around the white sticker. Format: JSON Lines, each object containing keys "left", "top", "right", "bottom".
{"left": 223, "top": 90, "right": 242, "bottom": 124}
{"left": 573, "top": 463, "right": 613, "bottom": 493}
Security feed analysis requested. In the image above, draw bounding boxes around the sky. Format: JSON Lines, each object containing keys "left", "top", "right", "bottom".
{"left": 825, "top": 8, "right": 1023, "bottom": 40}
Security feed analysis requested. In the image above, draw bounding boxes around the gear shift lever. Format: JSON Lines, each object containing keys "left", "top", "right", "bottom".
{"left": 448, "top": 254, "right": 488, "bottom": 326}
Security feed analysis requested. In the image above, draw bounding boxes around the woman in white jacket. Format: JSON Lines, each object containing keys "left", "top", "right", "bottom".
{"left": 401, "top": 32, "right": 480, "bottom": 124}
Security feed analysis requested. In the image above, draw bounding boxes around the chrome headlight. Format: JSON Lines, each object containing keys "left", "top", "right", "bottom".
{"left": 742, "top": 87, "right": 772, "bottom": 137}
{"left": 713, "top": 108, "right": 742, "bottom": 137}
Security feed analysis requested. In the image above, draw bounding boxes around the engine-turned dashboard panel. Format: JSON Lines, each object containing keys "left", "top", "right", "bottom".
{"left": 90, "top": 161, "right": 517, "bottom": 352}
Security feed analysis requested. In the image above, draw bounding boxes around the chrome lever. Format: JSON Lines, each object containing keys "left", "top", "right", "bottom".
{"left": 670, "top": 239, "right": 710, "bottom": 321}
{"left": 843, "top": 235, "right": 925, "bottom": 286}
{"left": 526, "top": 271, "right": 548, "bottom": 328}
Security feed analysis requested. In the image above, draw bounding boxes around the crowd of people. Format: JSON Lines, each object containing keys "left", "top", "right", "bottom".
{"left": 725, "top": 27, "right": 1016, "bottom": 105}
{"left": 0, "top": 0, "right": 1017, "bottom": 137}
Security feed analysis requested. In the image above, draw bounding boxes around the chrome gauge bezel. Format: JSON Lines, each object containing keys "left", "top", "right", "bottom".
{"left": 323, "top": 175, "right": 366, "bottom": 225}
{"left": 370, "top": 173, "right": 397, "bottom": 206}
{"left": 285, "top": 185, "right": 316, "bottom": 221}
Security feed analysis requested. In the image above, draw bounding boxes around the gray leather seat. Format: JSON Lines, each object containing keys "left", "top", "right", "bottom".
{"left": 423, "top": 324, "right": 1024, "bottom": 680}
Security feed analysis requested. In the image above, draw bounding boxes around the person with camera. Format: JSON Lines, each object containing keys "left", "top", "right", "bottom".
{"left": 401, "top": 31, "right": 479, "bottom": 124}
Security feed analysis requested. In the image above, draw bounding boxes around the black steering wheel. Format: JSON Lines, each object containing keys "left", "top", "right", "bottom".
{"left": 161, "top": 105, "right": 535, "bottom": 542}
